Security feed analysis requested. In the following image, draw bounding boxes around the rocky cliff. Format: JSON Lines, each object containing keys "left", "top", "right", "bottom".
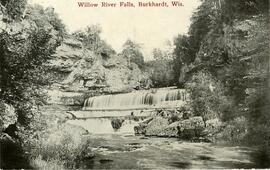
{"left": 48, "top": 36, "right": 150, "bottom": 94}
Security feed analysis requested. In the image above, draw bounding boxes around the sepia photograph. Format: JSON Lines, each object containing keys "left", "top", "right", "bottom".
{"left": 0, "top": 0, "right": 269, "bottom": 169}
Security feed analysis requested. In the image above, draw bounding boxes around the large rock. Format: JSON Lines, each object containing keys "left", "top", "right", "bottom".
{"left": 134, "top": 117, "right": 153, "bottom": 135}
{"left": 178, "top": 116, "right": 205, "bottom": 139}
{"left": 134, "top": 116, "right": 205, "bottom": 139}
{"left": 160, "top": 122, "right": 180, "bottom": 137}
{"left": 0, "top": 103, "right": 17, "bottom": 132}
{"left": 145, "top": 117, "right": 169, "bottom": 136}
{"left": 159, "top": 116, "right": 205, "bottom": 139}
{"left": 47, "top": 90, "right": 86, "bottom": 106}
{"left": 111, "top": 118, "right": 125, "bottom": 130}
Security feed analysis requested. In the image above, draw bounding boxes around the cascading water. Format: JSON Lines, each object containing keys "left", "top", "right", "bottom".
{"left": 68, "top": 118, "right": 139, "bottom": 134}
{"left": 69, "top": 87, "right": 189, "bottom": 134}
{"left": 83, "top": 87, "right": 188, "bottom": 110}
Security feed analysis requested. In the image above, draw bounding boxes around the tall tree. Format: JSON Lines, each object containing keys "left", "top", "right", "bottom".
{"left": 121, "top": 39, "right": 144, "bottom": 68}
{"left": 0, "top": 2, "right": 65, "bottom": 125}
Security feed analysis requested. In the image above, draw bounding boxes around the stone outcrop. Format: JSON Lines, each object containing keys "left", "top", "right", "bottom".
{"left": 0, "top": 102, "right": 17, "bottom": 132}
{"left": 162, "top": 116, "right": 205, "bottom": 139}
{"left": 145, "top": 117, "right": 169, "bottom": 136}
{"left": 48, "top": 36, "right": 151, "bottom": 94}
{"left": 134, "top": 112, "right": 206, "bottom": 139}
{"left": 111, "top": 118, "right": 125, "bottom": 130}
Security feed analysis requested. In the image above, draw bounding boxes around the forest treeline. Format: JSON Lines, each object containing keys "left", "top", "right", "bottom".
{"left": 148, "top": 0, "right": 269, "bottom": 147}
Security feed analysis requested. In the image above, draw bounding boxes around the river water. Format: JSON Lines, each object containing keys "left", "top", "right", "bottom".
{"left": 68, "top": 118, "right": 256, "bottom": 169}
{"left": 67, "top": 88, "right": 258, "bottom": 169}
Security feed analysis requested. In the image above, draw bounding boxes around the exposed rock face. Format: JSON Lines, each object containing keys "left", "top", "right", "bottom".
{"left": 134, "top": 117, "right": 153, "bottom": 135}
{"left": 134, "top": 123, "right": 147, "bottom": 135}
{"left": 46, "top": 90, "right": 87, "bottom": 106}
{"left": 134, "top": 113, "right": 206, "bottom": 139}
{"left": 144, "top": 117, "right": 169, "bottom": 136}
{"left": 163, "top": 116, "right": 205, "bottom": 139}
{"left": 0, "top": 102, "right": 17, "bottom": 132}
{"left": 48, "top": 36, "right": 151, "bottom": 94}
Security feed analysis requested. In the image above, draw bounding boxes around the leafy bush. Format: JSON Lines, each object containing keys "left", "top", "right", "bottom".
{"left": 218, "top": 117, "right": 248, "bottom": 144}
{"left": 186, "top": 71, "right": 234, "bottom": 121}
{"left": 31, "top": 133, "right": 92, "bottom": 168}
{"left": 16, "top": 109, "right": 93, "bottom": 169}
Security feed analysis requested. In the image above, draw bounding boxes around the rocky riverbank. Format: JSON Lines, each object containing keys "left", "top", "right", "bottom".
{"left": 134, "top": 109, "right": 223, "bottom": 142}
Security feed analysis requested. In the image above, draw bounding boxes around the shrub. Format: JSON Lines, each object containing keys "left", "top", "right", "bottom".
{"left": 17, "top": 111, "right": 93, "bottom": 169}
{"left": 185, "top": 71, "right": 233, "bottom": 121}
{"left": 218, "top": 116, "right": 248, "bottom": 144}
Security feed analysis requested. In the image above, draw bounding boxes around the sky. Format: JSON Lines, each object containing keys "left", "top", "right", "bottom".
{"left": 29, "top": 0, "right": 201, "bottom": 60}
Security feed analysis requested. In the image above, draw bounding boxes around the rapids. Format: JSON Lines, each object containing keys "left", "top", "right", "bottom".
{"left": 67, "top": 87, "right": 259, "bottom": 169}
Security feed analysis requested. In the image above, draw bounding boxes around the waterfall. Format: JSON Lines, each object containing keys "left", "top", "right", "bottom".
{"left": 83, "top": 87, "right": 188, "bottom": 110}
{"left": 69, "top": 87, "right": 189, "bottom": 134}
{"left": 68, "top": 118, "right": 138, "bottom": 134}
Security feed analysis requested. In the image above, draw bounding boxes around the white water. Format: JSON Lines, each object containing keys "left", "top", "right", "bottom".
{"left": 69, "top": 87, "right": 189, "bottom": 134}
{"left": 68, "top": 118, "right": 139, "bottom": 134}
{"left": 83, "top": 87, "right": 188, "bottom": 110}
{"left": 71, "top": 110, "right": 153, "bottom": 119}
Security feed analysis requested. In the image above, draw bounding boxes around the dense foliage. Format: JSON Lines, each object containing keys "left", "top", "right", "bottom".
{"left": 73, "top": 25, "right": 115, "bottom": 58}
{"left": 73, "top": 24, "right": 115, "bottom": 57}
{"left": 0, "top": 1, "right": 67, "bottom": 168}
{"left": 0, "top": 1, "right": 65, "bottom": 125}
{"left": 145, "top": 48, "right": 174, "bottom": 87}
{"left": 173, "top": 0, "right": 269, "bottom": 148}
{"left": 121, "top": 39, "right": 145, "bottom": 68}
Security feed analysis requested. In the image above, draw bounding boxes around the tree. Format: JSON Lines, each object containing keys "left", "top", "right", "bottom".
{"left": 73, "top": 24, "right": 115, "bottom": 56}
{"left": 0, "top": 0, "right": 27, "bottom": 20}
{"left": 173, "top": 0, "right": 270, "bottom": 147}
{"left": 0, "top": 2, "right": 65, "bottom": 126}
{"left": 121, "top": 39, "right": 144, "bottom": 68}
{"left": 152, "top": 48, "right": 163, "bottom": 61}
{"left": 144, "top": 48, "right": 174, "bottom": 87}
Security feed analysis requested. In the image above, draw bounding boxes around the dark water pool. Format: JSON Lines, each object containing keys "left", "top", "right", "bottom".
{"left": 77, "top": 134, "right": 256, "bottom": 169}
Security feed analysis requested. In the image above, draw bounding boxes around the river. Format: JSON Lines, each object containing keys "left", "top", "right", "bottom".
{"left": 67, "top": 87, "right": 258, "bottom": 169}
{"left": 67, "top": 118, "right": 256, "bottom": 169}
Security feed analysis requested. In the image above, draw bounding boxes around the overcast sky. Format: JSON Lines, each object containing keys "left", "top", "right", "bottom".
{"left": 29, "top": 0, "right": 201, "bottom": 59}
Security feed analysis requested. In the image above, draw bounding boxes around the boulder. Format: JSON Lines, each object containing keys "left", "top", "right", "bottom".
{"left": 78, "top": 145, "right": 95, "bottom": 160}
{"left": 134, "top": 123, "right": 148, "bottom": 135}
{"left": 111, "top": 118, "right": 125, "bottom": 130}
{"left": 145, "top": 117, "right": 169, "bottom": 136}
{"left": 178, "top": 116, "right": 205, "bottom": 139}
{"left": 153, "top": 109, "right": 183, "bottom": 123}
{"left": 133, "top": 117, "right": 154, "bottom": 135}
{"left": 0, "top": 103, "right": 17, "bottom": 132}
{"left": 141, "top": 117, "right": 153, "bottom": 124}
{"left": 160, "top": 122, "right": 180, "bottom": 137}
{"left": 160, "top": 116, "right": 205, "bottom": 139}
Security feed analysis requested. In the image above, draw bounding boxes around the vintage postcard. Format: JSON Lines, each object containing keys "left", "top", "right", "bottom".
{"left": 0, "top": 0, "right": 269, "bottom": 169}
